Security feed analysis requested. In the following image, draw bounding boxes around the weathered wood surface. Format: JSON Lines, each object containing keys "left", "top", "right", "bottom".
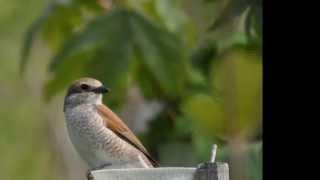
{"left": 91, "top": 163, "right": 229, "bottom": 180}
{"left": 91, "top": 144, "right": 229, "bottom": 180}
{"left": 92, "top": 167, "right": 195, "bottom": 180}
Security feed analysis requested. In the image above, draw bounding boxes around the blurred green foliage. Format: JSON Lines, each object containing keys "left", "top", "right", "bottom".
{"left": 0, "top": 1, "right": 60, "bottom": 180}
{"left": 18, "top": 0, "right": 262, "bottom": 180}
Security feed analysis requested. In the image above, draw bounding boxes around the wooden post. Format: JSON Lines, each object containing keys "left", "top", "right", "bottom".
{"left": 91, "top": 144, "right": 229, "bottom": 180}
{"left": 195, "top": 162, "right": 229, "bottom": 180}
{"left": 195, "top": 144, "right": 229, "bottom": 180}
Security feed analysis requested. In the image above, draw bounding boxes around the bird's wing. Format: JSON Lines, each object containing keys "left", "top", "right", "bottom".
{"left": 95, "top": 104, "right": 159, "bottom": 167}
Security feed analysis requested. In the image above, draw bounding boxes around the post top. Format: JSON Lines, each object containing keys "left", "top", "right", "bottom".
{"left": 91, "top": 163, "right": 229, "bottom": 180}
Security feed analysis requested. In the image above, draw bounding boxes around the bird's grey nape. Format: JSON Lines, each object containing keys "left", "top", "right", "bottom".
{"left": 63, "top": 92, "right": 102, "bottom": 112}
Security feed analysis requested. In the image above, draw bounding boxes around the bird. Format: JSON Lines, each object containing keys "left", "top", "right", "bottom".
{"left": 63, "top": 77, "right": 158, "bottom": 179}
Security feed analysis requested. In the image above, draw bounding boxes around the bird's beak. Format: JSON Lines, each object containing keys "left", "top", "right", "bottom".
{"left": 94, "top": 85, "right": 110, "bottom": 94}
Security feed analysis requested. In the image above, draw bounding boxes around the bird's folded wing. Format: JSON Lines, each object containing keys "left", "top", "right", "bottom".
{"left": 95, "top": 104, "right": 159, "bottom": 167}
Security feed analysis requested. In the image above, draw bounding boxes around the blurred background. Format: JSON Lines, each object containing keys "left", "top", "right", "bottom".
{"left": 0, "top": 0, "right": 262, "bottom": 180}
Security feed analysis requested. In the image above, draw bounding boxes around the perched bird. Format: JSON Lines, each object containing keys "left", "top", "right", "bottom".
{"left": 63, "top": 78, "right": 158, "bottom": 179}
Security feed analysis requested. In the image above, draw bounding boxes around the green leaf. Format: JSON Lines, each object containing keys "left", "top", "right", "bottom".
{"left": 209, "top": 0, "right": 253, "bottom": 31}
{"left": 20, "top": 1, "right": 101, "bottom": 75}
{"left": 44, "top": 8, "right": 188, "bottom": 102}
{"left": 86, "top": 16, "right": 133, "bottom": 105}
{"left": 217, "top": 32, "right": 249, "bottom": 51}
{"left": 20, "top": 2, "right": 55, "bottom": 74}
{"left": 191, "top": 41, "right": 217, "bottom": 76}
{"left": 45, "top": 9, "right": 133, "bottom": 103}
{"left": 252, "top": 4, "right": 262, "bottom": 39}
{"left": 210, "top": 46, "right": 262, "bottom": 136}
{"left": 44, "top": 51, "right": 95, "bottom": 101}
{"left": 125, "top": 0, "right": 196, "bottom": 45}
{"left": 41, "top": 3, "right": 83, "bottom": 51}
{"left": 245, "top": 3, "right": 262, "bottom": 43}
{"left": 154, "top": 0, "right": 188, "bottom": 33}
{"left": 182, "top": 46, "right": 261, "bottom": 140}
{"left": 134, "top": 60, "right": 164, "bottom": 99}
{"left": 182, "top": 94, "right": 225, "bottom": 138}
{"left": 131, "top": 12, "right": 188, "bottom": 98}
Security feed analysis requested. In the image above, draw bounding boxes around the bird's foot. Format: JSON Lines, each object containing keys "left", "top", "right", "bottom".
{"left": 86, "top": 170, "right": 94, "bottom": 180}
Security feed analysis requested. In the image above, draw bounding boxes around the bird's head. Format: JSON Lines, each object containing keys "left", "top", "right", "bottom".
{"left": 64, "top": 77, "right": 110, "bottom": 111}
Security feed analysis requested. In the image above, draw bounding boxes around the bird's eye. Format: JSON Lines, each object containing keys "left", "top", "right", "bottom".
{"left": 80, "top": 84, "right": 90, "bottom": 91}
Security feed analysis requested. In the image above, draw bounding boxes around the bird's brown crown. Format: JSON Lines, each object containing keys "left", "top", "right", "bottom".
{"left": 71, "top": 77, "right": 103, "bottom": 88}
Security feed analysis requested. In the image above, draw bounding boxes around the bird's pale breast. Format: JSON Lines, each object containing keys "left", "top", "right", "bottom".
{"left": 64, "top": 104, "right": 148, "bottom": 169}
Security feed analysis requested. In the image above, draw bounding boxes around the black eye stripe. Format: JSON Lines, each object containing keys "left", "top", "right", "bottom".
{"left": 66, "top": 86, "right": 82, "bottom": 96}
{"left": 66, "top": 84, "right": 103, "bottom": 97}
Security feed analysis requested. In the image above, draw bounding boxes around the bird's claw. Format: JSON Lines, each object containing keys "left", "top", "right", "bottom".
{"left": 86, "top": 170, "right": 94, "bottom": 180}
